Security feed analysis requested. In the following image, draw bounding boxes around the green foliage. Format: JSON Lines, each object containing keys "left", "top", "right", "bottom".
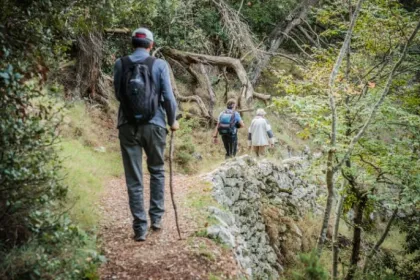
{"left": 0, "top": 64, "right": 103, "bottom": 278}
{"left": 273, "top": 0, "right": 420, "bottom": 277}
{"left": 228, "top": 0, "right": 299, "bottom": 36}
{"left": 0, "top": 215, "right": 104, "bottom": 280}
{"left": 173, "top": 117, "right": 200, "bottom": 173}
{"left": 0, "top": 64, "right": 66, "bottom": 245}
{"left": 292, "top": 250, "right": 329, "bottom": 280}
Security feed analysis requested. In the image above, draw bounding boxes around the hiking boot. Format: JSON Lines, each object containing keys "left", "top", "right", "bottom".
{"left": 134, "top": 230, "right": 147, "bottom": 242}
{"left": 151, "top": 221, "right": 162, "bottom": 231}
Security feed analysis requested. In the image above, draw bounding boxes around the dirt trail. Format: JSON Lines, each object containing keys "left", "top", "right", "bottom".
{"left": 99, "top": 173, "right": 239, "bottom": 280}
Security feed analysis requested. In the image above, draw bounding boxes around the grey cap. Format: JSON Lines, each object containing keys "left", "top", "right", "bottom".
{"left": 132, "top": 27, "right": 154, "bottom": 42}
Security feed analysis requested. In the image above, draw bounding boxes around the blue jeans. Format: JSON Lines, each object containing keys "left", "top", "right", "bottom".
{"left": 119, "top": 124, "right": 167, "bottom": 233}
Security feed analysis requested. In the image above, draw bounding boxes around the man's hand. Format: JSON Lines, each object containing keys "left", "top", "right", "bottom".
{"left": 170, "top": 120, "right": 180, "bottom": 131}
{"left": 213, "top": 136, "right": 218, "bottom": 144}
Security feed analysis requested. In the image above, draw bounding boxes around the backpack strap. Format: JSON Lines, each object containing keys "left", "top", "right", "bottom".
{"left": 119, "top": 56, "right": 132, "bottom": 98}
{"left": 142, "top": 56, "right": 156, "bottom": 73}
{"left": 120, "top": 56, "right": 132, "bottom": 73}
{"left": 229, "top": 110, "right": 236, "bottom": 124}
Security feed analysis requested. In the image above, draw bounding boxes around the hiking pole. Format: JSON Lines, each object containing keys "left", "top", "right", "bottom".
{"left": 169, "top": 130, "right": 182, "bottom": 240}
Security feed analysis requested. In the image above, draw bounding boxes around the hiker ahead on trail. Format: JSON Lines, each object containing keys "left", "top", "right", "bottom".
{"left": 213, "top": 99, "right": 245, "bottom": 159}
{"left": 113, "top": 27, "right": 178, "bottom": 242}
{"left": 248, "top": 109, "right": 274, "bottom": 157}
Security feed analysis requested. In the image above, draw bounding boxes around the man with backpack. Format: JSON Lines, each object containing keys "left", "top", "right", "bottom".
{"left": 213, "top": 99, "right": 244, "bottom": 159}
{"left": 113, "top": 27, "right": 178, "bottom": 242}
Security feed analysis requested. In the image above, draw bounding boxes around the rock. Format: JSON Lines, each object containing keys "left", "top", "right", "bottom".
{"left": 208, "top": 207, "right": 235, "bottom": 227}
{"left": 267, "top": 252, "right": 277, "bottom": 264}
{"left": 207, "top": 225, "right": 235, "bottom": 248}
{"left": 207, "top": 155, "right": 322, "bottom": 280}
{"left": 192, "top": 152, "right": 203, "bottom": 161}
{"left": 94, "top": 146, "right": 106, "bottom": 153}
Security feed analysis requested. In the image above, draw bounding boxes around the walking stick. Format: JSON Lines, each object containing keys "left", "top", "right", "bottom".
{"left": 169, "top": 131, "right": 182, "bottom": 239}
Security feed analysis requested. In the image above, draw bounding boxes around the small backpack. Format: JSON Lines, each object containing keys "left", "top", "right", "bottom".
{"left": 218, "top": 110, "right": 236, "bottom": 135}
{"left": 120, "top": 56, "right": 158, "bottom": 124}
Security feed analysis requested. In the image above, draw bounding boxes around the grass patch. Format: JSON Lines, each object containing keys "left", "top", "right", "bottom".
{"left": 59, "top": 139, "right": 123, "bottom": 229}
{"left": 59, "top": 101, "right": 123, "bottom": 229}
{"left": 184, "top": 180, "right": 219, "bottom": 227}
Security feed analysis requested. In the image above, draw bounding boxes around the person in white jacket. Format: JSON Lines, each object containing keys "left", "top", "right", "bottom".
{"left": 248, "top": 109, "right": 274, "bottom": 157}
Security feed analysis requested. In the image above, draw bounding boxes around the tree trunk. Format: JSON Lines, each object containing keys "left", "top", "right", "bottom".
{"left": 75, "top": 32, "right": 109, "bottom": 106}
{"left": 317, "top": 0, "right": 364, "bottom": 254}
{"left": 199, "top": 63, "right": 216, "bottom": 123}
{"left": 250, "top": 0, "right": 320, "bottom": 86}
{"left": 317, "top": 149, "right": 335, "bottom": 254}
{"left": 332, "top": 194, "right": 345, "bottom": 280}
{"left": 167, "top": 62, "right": 217, "bottom": 124}
{"left": 345, "top": 193, "right": 368, "bottom": 280}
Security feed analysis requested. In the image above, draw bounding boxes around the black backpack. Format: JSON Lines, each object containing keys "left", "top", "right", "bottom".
{"left": 120, "top": 56, "right": 158, "bottom": 124}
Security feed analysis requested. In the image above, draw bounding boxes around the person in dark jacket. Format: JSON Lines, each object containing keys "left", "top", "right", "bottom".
{"left": 113, "top": 27, "right": 178, "bottom": 241}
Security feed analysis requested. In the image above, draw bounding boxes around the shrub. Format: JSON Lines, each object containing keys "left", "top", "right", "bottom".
{"left": 173, "top": 117, "right": 200, "bottom": 173}
{"left": 0, "top": 65, "right": 103, "bottom": 279}
{"left": 292, "top": 250, "right": 329, "bottom": 280}
{"left": 0, "top": 64, "right": 66, "bottom": 245}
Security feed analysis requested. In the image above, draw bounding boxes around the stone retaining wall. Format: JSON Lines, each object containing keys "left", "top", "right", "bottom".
{"left": 207, "top": 156, "right": 322, "bottom": 279}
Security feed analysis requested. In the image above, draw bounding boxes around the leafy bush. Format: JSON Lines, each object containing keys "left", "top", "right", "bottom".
{"left": 0, "top": 64, "right": 66, "bottom": 245}
{"left": 0, "top": 65, "right": 103, "bottom": 279}
{"left": 292, "top": 250, "right": 328, "bottom": 280}
{"left": 0, "top": 215, "right": 104, "bottom": 280}
{"left": 173, "top": 117, "right": 200, "bottom": 173}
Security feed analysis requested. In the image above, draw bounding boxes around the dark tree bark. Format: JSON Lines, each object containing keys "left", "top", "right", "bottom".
{"left": 345, "top": 192, "right": 368, "bottom": 280}
{"left": 332, "top": 194, "right": 344, "bottom": 280}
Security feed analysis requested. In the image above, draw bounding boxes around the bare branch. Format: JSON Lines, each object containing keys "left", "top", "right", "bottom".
{"left": 104, "top": 28, "right": 130, "bottom": 34}
{"left": 211, "top": 0, "right": 259, "bottom": 58}
{"left": 297, "top": 25, "right": 320, "bottom": 47}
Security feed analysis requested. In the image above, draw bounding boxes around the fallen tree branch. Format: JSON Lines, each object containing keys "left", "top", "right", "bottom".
{"left": 104, "top": 28, "right": 130, "bottom": 34}
{"left": 161, "top": 47, "right": 255, "bottom": 105}
{"left": 254, "top": 92, "right": 272, "bottom": 101}
{"left": 167, "top": 62, "right": 217, "bottom": 124}
{"left": 257, "top": 50, "right": 303, "bottom": 64}
{"left": 199, "top": 63, "right": 216, "bottom": 123}
{"left": 297, "top": 25, "right": 320, "bottom": 47}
